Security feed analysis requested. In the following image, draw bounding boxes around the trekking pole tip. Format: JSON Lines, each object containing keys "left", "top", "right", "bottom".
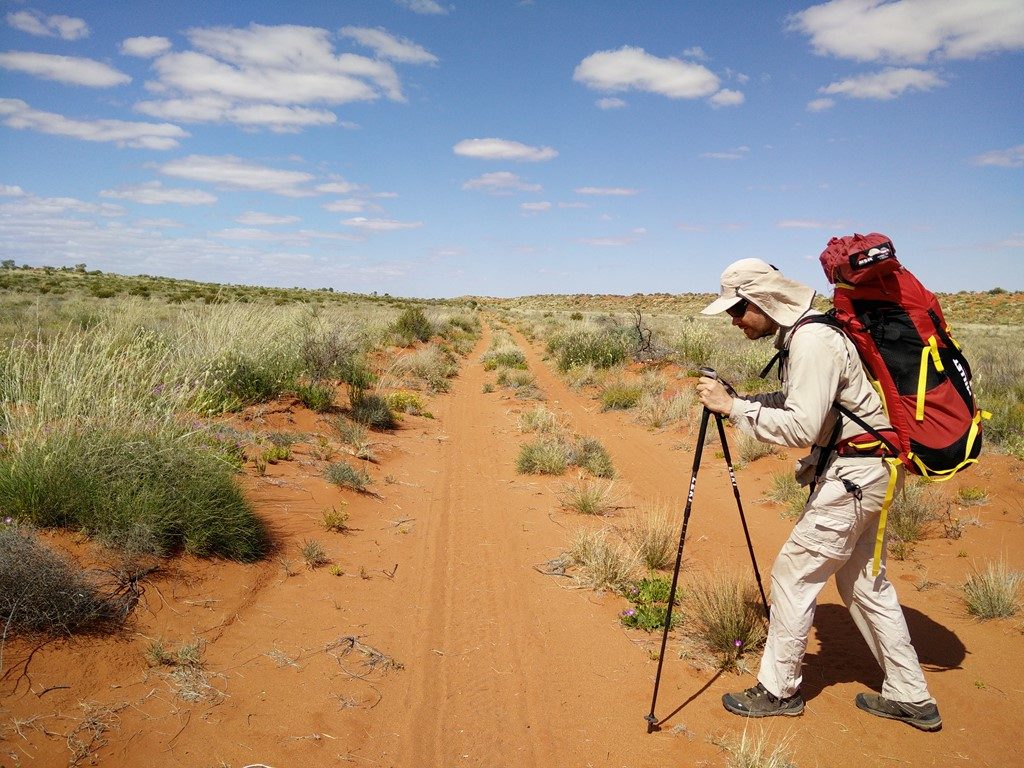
{"left": 645, "top": 713, "right": 659, "bottom": 733}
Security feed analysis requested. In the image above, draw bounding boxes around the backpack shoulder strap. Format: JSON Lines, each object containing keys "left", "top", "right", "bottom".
{"left": 758, "top": 311, "right": 841, "bottom": 381}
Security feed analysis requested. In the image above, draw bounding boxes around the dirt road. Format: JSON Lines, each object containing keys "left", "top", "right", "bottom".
{"left": 3, "top": 318, "right": 1021, "bottom": 767}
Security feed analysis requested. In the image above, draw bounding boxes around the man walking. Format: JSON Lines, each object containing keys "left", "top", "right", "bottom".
{"left": 696, "top": 257, "right": 941, "bottom": 731}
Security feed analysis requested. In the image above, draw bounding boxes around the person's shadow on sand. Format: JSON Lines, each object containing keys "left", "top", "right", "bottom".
{"left": 799, "top": 602, "right": 966, "bottom": 700}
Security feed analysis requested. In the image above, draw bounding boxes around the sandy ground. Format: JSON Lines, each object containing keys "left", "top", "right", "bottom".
{"left": 2, "top": 319, "right": 1022, "bottom": 768}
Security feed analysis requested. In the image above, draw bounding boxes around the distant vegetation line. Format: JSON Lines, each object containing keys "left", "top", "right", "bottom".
{"left": 2, "top": 263, "right": 1022, "bottom": 325}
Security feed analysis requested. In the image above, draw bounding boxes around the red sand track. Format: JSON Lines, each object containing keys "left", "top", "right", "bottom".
{"left": 2, "top": 320, "right": 1021, "bottom": 767}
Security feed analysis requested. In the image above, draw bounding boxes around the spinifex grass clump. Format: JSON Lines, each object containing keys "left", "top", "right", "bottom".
{"left": 625, "top": 503, "right": 678, "bottom": 571}
{"left": 566, "top": 527, "right": 637, "bottom": 592}
{"left": 324, "top": 460, "right": 372, "bottom": 492}
{"left": 766, "top": 472, "right": 805, "bottom": 519}
{"left": 296, "top": 380, "right": 336, "bottom": 412}
{"left": 963, "top": 560, "right": 1022, "bottom": 619}
{"left": 0, "top": 429, "right": 269, "bottom": 561}
{"left": 547, "top": 328, "right": 631, "bottom": 372}
{"left": 599, "top": 380, "right": 643, "bottom": 411}
{"left": 194, "top": 352, "right": 298, "bottom": 413}
{"left": 887, "top": 480, "right": 937, "bottom": 560}
{"left": 516, "top": 435, "right": 615, "bottom": 478}
{"left": 682, "top": 571, "right": 767, "bottom": 670}
{"left": 391, "top": 306, "right": 434, "bottom": 345}
{"left": 619, "top": 575, "right": 679, "bottom": 632}
{"left": 556, "top": 474, "right": 621, "bottom": 515}
{"left": 481, "top": 347, "right": 527, "bottom": 371}
{"left": 0, "top": 523, "right": 135, "bottom": 636}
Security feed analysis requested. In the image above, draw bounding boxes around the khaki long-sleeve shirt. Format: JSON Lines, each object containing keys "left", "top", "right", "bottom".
{"left": 728, "top": 310, "right": 891, "bottom": 460}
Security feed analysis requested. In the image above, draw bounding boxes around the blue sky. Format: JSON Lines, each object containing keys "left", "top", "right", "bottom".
{"left": 1, "top": 1, "right": 1021, "bottom": 298}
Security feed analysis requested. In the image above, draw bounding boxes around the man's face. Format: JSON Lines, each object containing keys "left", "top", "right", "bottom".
{"left": 730, "top": 300, "right": 777, "bottom": 340}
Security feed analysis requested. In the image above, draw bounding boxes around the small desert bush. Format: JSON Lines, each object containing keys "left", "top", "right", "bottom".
{"left": 955, "top": 485, "right": 989, "bottom": 506}
{"left": 682, "top": 570, "right": 767, "bottom": 670}
{"left": 556, "top": 474, "right": 621, "bottom": 515}
{"left": 566, "top": 527, "right": 638, "bottom": 592}
{"left": 334, "top": 417, "right": 375, "bottom": 460}
{"left": 195, "top": 352, "right": 298, "bottom": 413}
{"left": 718, "top": 728, "right": 798, "bottom": 768}
{"left": 963, "top": 560, "right": 1022, "bottom": 619}
{"left": 735, "top": 431, "right": 777, "bottom": 465}
{"left": 599, "top": 380, "right": 644, "bottom": 411}
{"left": 517, "top": 437, "right": 569, "bottom": 475}
{"left": 296, "top": 381, "right": 335, "bottom": 412}
{"left": 0, "top": 430, "right": 269, "bottom": 561}
{"left": 398, "top": 344, "right": 458, "bottom": 392}
{"left": 481, "top": 347, "right": 527, "bottom": 371}
{"left": 384, "top": 390, "right": 427, "bottom": 415}
{"left": 0, "top": 523, "right": 134, "bottom": 636}
{"left": 519, "top": 405, "right": 557, "bottom": 434}
{"left": 766, "top": 472, "right": 806, "bottom": 519}
{"left": 350, "top": 393, "right": 397, "bottom": 430}
{"left": 496, "top": 367, "right": 537, "bottom": 390}
{"left": 624, "top": 503, "right": 679, "bottom": 571}
{"left": 548, "top": 328, "right": 631, "bottom": 372}
{"left": 567, "top": 436, "right": 615, "bottom": 478}
{"left": 635, "top": 391, "right": 692, "bottom": 428}
{"left": 391, "top": 306, "right": 434, "bottom": 344}
{"left": 301, "top": 539, "right": 330, "bottom": 569}
{"left": 887, "top": 480, "right": 937, "bottom": 558}
{"left": 619, "top": 575, "right": 679, "bottom": 632}
{"left": 321, "top": 505, "right": 351, "bottom": 533}
{"left": 324, "top": 461, "right": 371, "bottom": 492}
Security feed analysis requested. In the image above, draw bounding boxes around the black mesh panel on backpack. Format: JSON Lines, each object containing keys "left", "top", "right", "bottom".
{"left": 851, "top": 300, "right": 943, "bottom": 397}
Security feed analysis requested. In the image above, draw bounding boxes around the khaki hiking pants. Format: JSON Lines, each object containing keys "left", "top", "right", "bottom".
{"left": 757, "top": 457, "right": 935, "bottom": 704}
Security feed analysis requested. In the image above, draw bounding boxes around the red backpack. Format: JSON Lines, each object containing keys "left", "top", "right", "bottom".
{"left": 818, "top": 233, "right": 987, "bottom": 480}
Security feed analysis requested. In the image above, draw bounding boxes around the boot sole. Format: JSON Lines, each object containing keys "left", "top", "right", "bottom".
{"left": 723, "top": 699, "right": 804, "bottom": 718}
{"left": 855, "top": 697, "right": 942, "bottom": 731}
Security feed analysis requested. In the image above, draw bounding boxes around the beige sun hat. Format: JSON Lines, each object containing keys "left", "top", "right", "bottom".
{"left": 701, "top": 258, "right": 816, "bottom": 328}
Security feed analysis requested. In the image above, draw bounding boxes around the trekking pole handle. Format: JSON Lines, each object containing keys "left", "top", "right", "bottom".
{"left": 698, "top": 366, "right": 738, "bottom": 397}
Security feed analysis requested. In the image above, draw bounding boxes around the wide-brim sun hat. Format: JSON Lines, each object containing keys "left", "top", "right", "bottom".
{"left": 701, "top": 258, "right": 816, "bottom": 328}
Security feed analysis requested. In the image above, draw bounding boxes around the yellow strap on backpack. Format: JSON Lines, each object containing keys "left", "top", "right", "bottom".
{"left": 915, "top": 336, "right": 944, "bottom": 421}
{"left": 872, "top": 458, "right": 902, "bottom": 577}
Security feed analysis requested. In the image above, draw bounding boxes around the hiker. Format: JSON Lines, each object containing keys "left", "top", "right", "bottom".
{"left": 695, "top": 257, "right": 941, "bottom": 731}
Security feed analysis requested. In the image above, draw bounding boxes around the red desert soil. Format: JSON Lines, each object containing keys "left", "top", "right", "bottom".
{"left": 2, "top": 320, "right": 1022, "bottom": 767}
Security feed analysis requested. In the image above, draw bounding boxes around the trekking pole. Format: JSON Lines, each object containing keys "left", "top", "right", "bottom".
{"left": 645, "top": 404, "right": 712, "bottom": 733}
{"left": 713, "top": 409, "right": 770, "bottom": 619}
{"left": 698, "top": 366, "right": 770, "bottom": 619}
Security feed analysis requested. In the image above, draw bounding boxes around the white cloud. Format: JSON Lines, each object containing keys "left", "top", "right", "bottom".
{"left": 520, "top": 201, "right": 552, "bottom": 213}
{"left": 0, "top": 193, "right": 124, "bottom": 218}
{"left": 6, "top": 10, "right": 88, "bottom": 40}
{"left": 579, "top": 228, "right": 646, "bottom": 247}
{"left": 807, "top": 97, "right": 836, "bottom": 111}
{"left": 574, "top": 186, "right": 640, "bottom": 196}
{"left": 0, "top": 99, "right": 187, "bottom": 149}
{"left": 700, "top": 146, "right": 750, "bottom": 160}
{"left": 709, "top": 88, "right": 745, "bottom": 107}
{"left": 395, "top": 0, "right": 450, "bottom": 14}
{"left": 342, "top": 217, "right": 423, "bottom": 231}
{"left": 1, "top": 185, "right": 26, "bottom": 197}
{"left": 121, "top": 36, "right": 173, "bottom": 58}
{"left": 0, "top": 52, "right": 130, "bottom": 87}
{"left": 158, "top": 155, "right": 316, "bottom": 197}
{"left": 790, "top": 0, "right": 1024, "bottom": 64}
{"left": 453, "top": 138, "right": 558, "bottom": 162}
{"left": 820, "top": 67, "right": 944, "bottom": 99}
{"left": 236, "top": 211, "right": 301, "bottom": 225}
{"left": 462, "top": 172, "right": 542, "bottom": 194}
{"left": 100, "top": 181, "right": 218, "bottom": 206}
{"left": 573, "top": 46, "right": 720, "bottom": 99}
{"left": 971, "top": 145, "right": 1024, "bottom": 168}
{"left": 340, "top": 26, "right": 438, "bottom": 64}
{"left": 323, "top": 199, "right": 377, "bottom": 213}
{"left": 317, "top": 180, "right": 360, "bottom": 194}
{"left": 596, "top": 97, "right": 627, "bottom": 109}
{"left": 682, "top": 46, "right": 708, "bottom": 60}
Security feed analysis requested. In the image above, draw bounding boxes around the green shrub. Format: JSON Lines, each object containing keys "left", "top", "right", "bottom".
{"left": 392, "top": 307, "right": 433, "bottom": 344}
{"left": 324, "top": 461, "right": 371, "bottom": 492}
{"left": 682, "top": 571, "right": 767, "bottom": 670}
{"left": 197, "top": 353, "right": 297, "bottom": 413}
{"left": 384, "top": 390, "right": 428, "bottom": 415}
{"left": 297, "top": 381, "right": 335, "bottom": 412}
{"left": 300, "top": 539, "right": 329, "bottom": 569}
{"left": 482, "top": 348, "right": 527, "bottom": 371}
{"left": 620, "top": 575, "right": 679, "bottom": 631}
{"left": 350, "top": 393, "right": 397, "bottom": 430}
{"left": 0, "top": 523, "right": 135, "bottom": 636}
{"left": 548, "top": 329, "right": 631, "bottom": 372}
{"left": 569, "top": 437, "right": 615, "bottom": 478}
{"left": 599, "top": 380, "right": 643, "bottom": 411}
{"left": 0, "top": 430, "right": 268, "bottom": 561}
{"left": 517, "top": 438, "right": 569, "bottom": 475}
{"left": 767, "top": 472, "right": 805, "bottom": 519}
{"left": 963, "top": 560, "right": 1022, "bottom": 619}
{"left": 887, "top": 480, "right": 937, "bottom": 558}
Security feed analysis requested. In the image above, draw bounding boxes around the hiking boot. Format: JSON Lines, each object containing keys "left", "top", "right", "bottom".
{"left": 855, "top": 692, "right": 942, "bottom": 731}
{"left": 722, "top": 683, "right": 804, "bottom": 718}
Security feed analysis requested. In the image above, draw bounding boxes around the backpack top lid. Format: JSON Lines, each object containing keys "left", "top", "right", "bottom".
{"left": 820, "top": 232, "right": 899, "bottom": 286}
